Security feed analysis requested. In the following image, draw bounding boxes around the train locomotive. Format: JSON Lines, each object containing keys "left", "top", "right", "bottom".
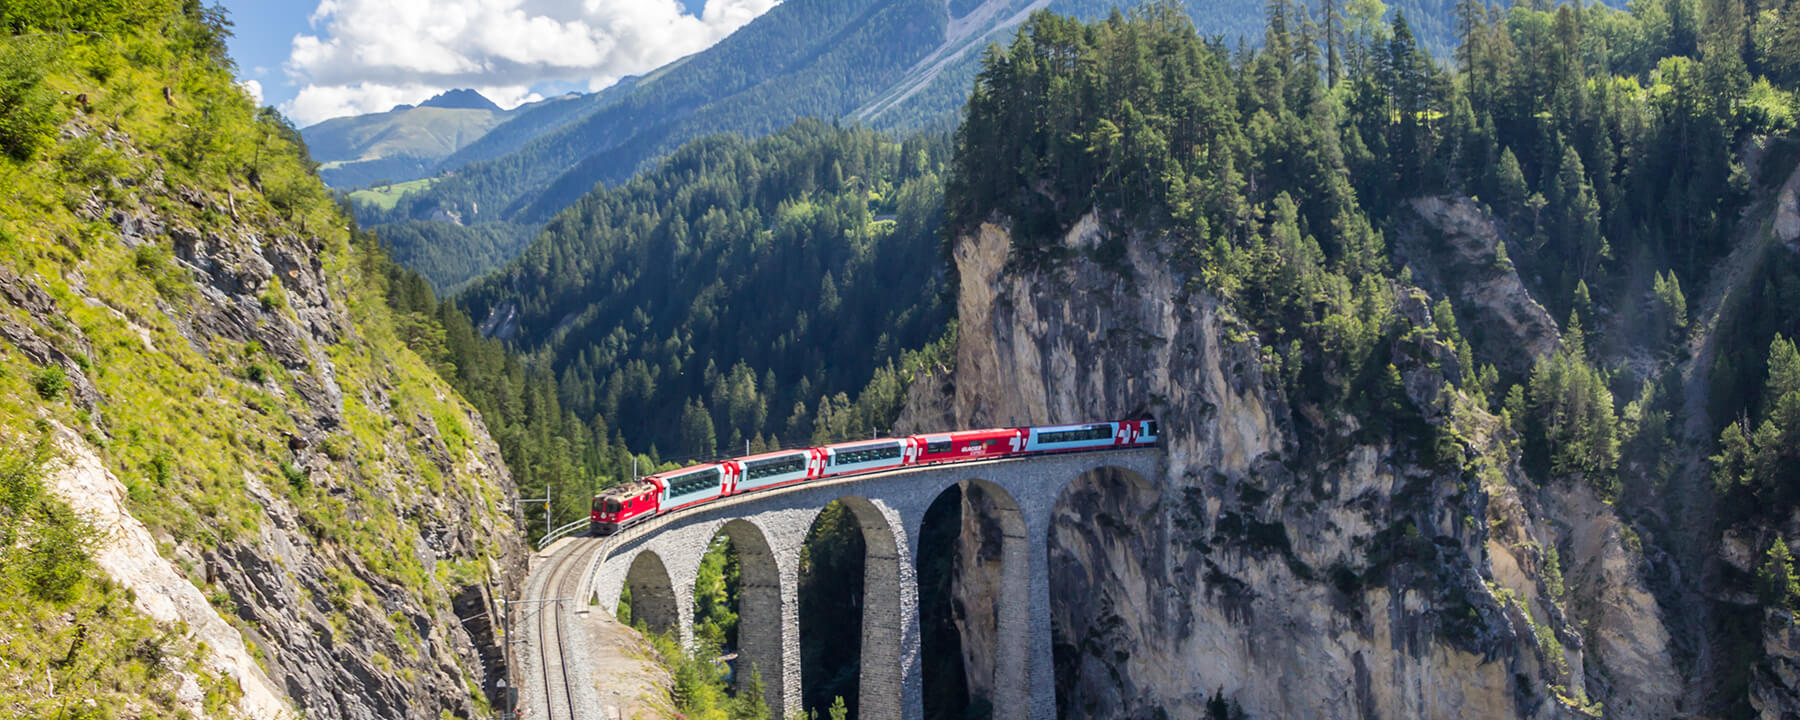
{"left": 590, "top": 418, "right": 1157, "bottom": 535}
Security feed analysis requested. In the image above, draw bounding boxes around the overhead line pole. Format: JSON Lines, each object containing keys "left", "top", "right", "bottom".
{"left": 521, "top": 484, "right": 551, "bottom": 543}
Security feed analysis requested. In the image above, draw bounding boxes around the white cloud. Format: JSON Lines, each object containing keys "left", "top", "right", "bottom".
{"left": 239, "top": 79, "right": 264, "bottom": 106}
{"left": 280, "top": 0, "right": 780, "bottom": 126}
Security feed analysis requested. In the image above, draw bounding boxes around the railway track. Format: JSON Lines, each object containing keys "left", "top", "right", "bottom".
{"left": 527, "top": 537, "right": 603, "bottom": 720}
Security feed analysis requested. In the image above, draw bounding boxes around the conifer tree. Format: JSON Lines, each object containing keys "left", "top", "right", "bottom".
{"left": 1758, "top": 539, "right": 1800, "bottom": 611}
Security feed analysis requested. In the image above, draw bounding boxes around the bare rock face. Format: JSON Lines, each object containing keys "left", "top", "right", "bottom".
{"left": 1776, "top": 152, "right": 1800, "bottom": 250}
{"left": 8, "top": 145, "right": 528, "bottom": 719}
{"left": 949, "top": 481, "right": 1011, "bottom": 707}
{"left": 1395, "top": 196, "right": 1561, "bottom": 371}
{"left": 1755, "top": 612, "right": 1800, "bottom": 719}
{"left": 48, "top": 424, "right": 295, "bottom": 720}
{"left": 912, "top": 209, "right": 1684, "bottom": 718}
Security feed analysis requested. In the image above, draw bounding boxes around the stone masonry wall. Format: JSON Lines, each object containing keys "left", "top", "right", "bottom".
{"left": 583, "top": 449, "right": 1164, "bottom": 720}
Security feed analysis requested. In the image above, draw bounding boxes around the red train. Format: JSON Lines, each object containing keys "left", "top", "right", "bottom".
{"left": 590, "top": 419, "right": 1158, "bottom": 534}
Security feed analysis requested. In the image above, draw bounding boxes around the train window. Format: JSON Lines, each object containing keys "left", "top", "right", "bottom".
{"left": 1145, "top": 421, "right": 1158, "bottom": 435}
{"left": 1038, "top": 424, "right": 1114, "bottom": 443}
{"left": 927, "top": 440, "right": 952, "bottom": 454}
{"left": 667, "top": 470, "right": 719, "bottom": 497}
{"left": 833, "top": 443, "right": 901, "bottom": 465}
{"left": 745, "top": 455, "right": 806, "bottom": 480}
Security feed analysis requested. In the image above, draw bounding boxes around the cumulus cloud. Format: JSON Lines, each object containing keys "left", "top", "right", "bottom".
{"left": 239, "top": 79, "right": 264, "bottom": 106}
{"left": 281, "top": 0, "right": 779, "bottom": 126}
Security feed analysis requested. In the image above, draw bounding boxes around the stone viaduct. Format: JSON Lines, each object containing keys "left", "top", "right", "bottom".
{"left": 580, "top": 448, "right": 1164, "bottom": 720}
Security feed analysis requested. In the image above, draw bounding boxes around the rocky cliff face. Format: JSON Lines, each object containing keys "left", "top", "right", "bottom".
{"left": 902, "top": 207, "right": 1689, "bottom": 717}
{"left": 3, "top": 114, "right": 525, "bottom": 716}
{"left": 1394, "top": 196, "right": 1560, "bottom": 373}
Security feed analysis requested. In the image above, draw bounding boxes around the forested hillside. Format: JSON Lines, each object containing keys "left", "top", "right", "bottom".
{"left": 934, "top": 0, "right": 1800, "bottom": 713}
{"left": 457, "top": 121, "right": 955, "bottom": 463}
{"left": 361, "top": 0, "right": 1538, "bottom": 294}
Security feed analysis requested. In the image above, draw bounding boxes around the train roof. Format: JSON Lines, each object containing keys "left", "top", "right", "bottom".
{"left": 917, "top": 427, "right": 1019, "bottom": 438}
{"left": 647, "top": 462, "right": 721, "bottom": 480}
{"left": 594, "top": 479, "right": 657, "bottom": 500}
{"left": 824, "top": 437, "right": 906, "bottom": 450}
{"left": 734, "top": 448, "right": 811, "bottom": 463}
{"left": 1030, "top": 421, "right": 1115, "bottom": 432}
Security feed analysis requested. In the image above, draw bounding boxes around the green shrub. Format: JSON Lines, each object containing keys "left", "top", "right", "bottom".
{"left": 0, "top": 38, "right": 58, "bottom": 161}
{"left": 19, "top": 493, "right": 96, "bottom": 603}
{"left": 133, "top": 244, "right": 189, "bottom": 299}
{"left": 259, "top": 279, "right": 288, "bottom": 311}
{"left": 281, "top": 461, "right": 309, "bottom": 493}
{"left": 318, "top": 435, "right": 350, "bottom": 461}
{"left": 34, "top": 365, "right": 67, "bottom": 400}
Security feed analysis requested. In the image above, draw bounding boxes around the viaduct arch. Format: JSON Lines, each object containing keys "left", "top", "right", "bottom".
{"left": 585, "top": 448, "right": 1163, "bottom": 720}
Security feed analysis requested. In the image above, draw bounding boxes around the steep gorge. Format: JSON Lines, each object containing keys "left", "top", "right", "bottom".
{"left": 899, "top": 203, "right": 1700, "bottom": 717}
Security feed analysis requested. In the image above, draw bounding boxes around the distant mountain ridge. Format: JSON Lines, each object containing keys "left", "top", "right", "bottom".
{"left": 417, "top": 88, "right": 502, "bottom": 111}
{"left": 359, "top": 0, "right": 1562, "bottom": 290}
{"left": 301, "top": 89, "right": 555, "bottom": 188}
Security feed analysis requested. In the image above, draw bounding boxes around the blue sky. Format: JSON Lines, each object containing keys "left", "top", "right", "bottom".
{"left": 215, "top": 0, "right": 773, "bottom": 127}
{"left": 217, "top": 0, "right": 313, "bottom": 109}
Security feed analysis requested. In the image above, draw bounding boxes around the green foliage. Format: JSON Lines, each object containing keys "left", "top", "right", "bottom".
{"left": 371, "top": 220, "right": 535, "bottom": 293}
{"left": 1712, "top": 334, "right": 1800, "bottom": 501}
{"left": 646, "top": 630, "right": 772, "bottom": 720}
{"left": 1543, "top": 543, "right": 1566, "bottom": 602}
{"left": 0, "top": 38, "right": 59, "bottom": 161}
{"left": 682, "top": 400, "right": 719, "bottom": 463}
{"left": 1, "top": 0, "right": 181, "bottom": 36}
{"left": 258, "top": 278, "right": 287, "bottom": 311}
{"left": 952, "top": 6, "right": 1246, "bottom": 253}
{"left": 1522, "top": 321, "right": 1621, "bottom": 497}
{"left": 33, "top": 365, "right": 66, "bottom": 400}
{"left": 0, "top": 435, "right": 234, "bottom": 716}
{"left": 1758, "top": 537, "right": 1800, "bottom": 611}
{"left": 693, "top": 535, "right": 740, "bottom": 651}
{"left": 1650, "top": 270, "right": 1689, "bottom": 344}
{"left": 0, "top": 440, "right": 93, "bottom": 602}
{"left": 454, "top": 122, "right": 954, "bottom": 459}
{"left": 133, "top": 243, "right": 189, "bottom": 300}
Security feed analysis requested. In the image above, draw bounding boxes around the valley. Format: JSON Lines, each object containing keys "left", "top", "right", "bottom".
{"left": 2, "top": 0, "right": 1799, "bottom": 718}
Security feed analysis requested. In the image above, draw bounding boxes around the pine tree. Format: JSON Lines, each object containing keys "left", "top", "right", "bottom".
{"left": 1494, "top": 146, "right": 1529, "bottom": 222}
{"left": 1323, "top": 0, "right": 1343, "bottom": 85}
{"left": 1455, "top": 0, "right": 1486, "bottom": 74}
{"left": 681, "top": 399, "right": 718, "bottom": 461}
{"left": 1758, "top": 538, "right": 1800, "bottom": 611}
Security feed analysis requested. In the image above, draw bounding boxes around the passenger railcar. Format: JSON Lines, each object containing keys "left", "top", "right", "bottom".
{"left": 590, "top": 418, "right": 1158, "bottom": 535}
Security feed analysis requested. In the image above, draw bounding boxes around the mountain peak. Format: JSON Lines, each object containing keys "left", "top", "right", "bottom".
{"left": 418, "top": 88, "right": 500, "bottom": 111}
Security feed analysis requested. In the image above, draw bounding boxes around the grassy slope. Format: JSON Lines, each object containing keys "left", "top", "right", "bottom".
{"left": 349, "top": 177, "right": 438, "bottom": 210}
{"left": 0, "top": 6, "right": 514, "bottom": 715}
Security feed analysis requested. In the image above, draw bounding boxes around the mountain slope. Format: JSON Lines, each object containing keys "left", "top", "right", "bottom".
{"left": 457, "top": 121, "right": 954, "bottom": 457}
{"left": 1, "top": 5, "right": 524, "bottom": 717}
{"left": 367, "top": 0, "right": 950, "bottom": 230}
{"left": 302, "top": 89, "right": 554, "bottom": 188}
{"left": 364, "top": 0, "right": 1553, "bottom": 291}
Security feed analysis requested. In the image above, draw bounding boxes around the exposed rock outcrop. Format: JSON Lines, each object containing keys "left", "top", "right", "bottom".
{"left": 48, "top": 423, "right": 294, "bottom": 720}
{"left": 5, "top": 120, "right": 527, "bottom": 719}
{"left": 909, "top": 207, "right": 1688, "bottom": 718}
{"left": 1396, "top": 196, "right": 1561, "bottom": 371}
